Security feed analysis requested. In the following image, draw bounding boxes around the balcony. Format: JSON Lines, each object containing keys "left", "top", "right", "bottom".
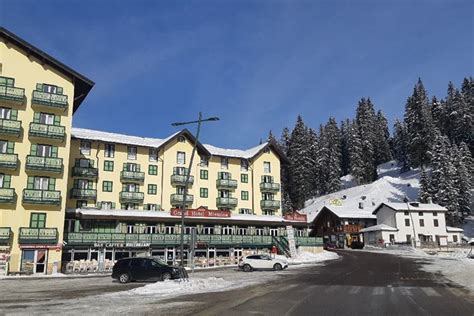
{"left": 216, "top": 197, "right": 238, "bottom": 208}
{"left": 216, "top": 179, "right": 238, "bottom": 190}
{"left": 29, "top": 123, "right": 65, "bottom": 141}
{"left": 72, "top": 165, "right": 99, "bottom": 178}
{"left": 18, "top": 227, "right": 58, "bottom": 244}
{"left": 260, "top": 182, "right": 280, "bottom": 192}
{"left": 0, "top": 188, "right": 16, "bottom": 203}
{"left": 170, "top": 174, "right": 194, "bottom": 186}
{"left": 0, "top": 227, "right": 12, "bottom": 245}
{"left": 120, "top": 171, "right": 145, "bottom": 183}
{"left": 260, "top": 200, "right": 280, "bottom": 210}
{"left": 0, "top": 119, "right": 21, "bottom": 137}
{"left": 0, "top": 85, "right": 25, "bottom": 104}
{"left": 119, "top": 191, "right": 144, "bottom": 203}
{"left": 170, "top": 193, "right": 193, "bottom": 205}
{"left": 23, "top": 189, "right": 61, "bottom": 205}
{"left": 31, "top": 90, "right": 68, "bottom": 109}
{"left": 0, "top": 153, "right": 18, "bottom": 170}
{"left": 26, "top": 156, "right": 63, "bottom": 173}
{"left": 70, "top": 188, "right": 97, "bottom": 200}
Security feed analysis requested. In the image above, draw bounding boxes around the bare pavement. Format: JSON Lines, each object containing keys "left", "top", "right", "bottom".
{"left": 0, "top": 251, "right": 473, "bottom": 315}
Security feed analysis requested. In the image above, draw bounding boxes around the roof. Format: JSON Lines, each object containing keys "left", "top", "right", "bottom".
{"left": 360, "top": 224, "right": 398, "bottom": 233}
{"left": 313, "top": 205, "right": 376, "bottom": 222}
{"left": 373, "top": 202, "right": 448, "bottom": 214}
{"left": 0, "top": 27, "right": 94, "bottom": 113}
{"left": 204, "top": 139, "right": 289, "bottom": 163}
{"left": 446, "top": 226, "right": 464, "bottom": 233}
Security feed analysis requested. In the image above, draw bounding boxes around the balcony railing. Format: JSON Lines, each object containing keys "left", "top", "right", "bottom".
{"left": 170, "top": 193, "right": 193, "bottom": 205}
{"left": 0, "top": 153, "right": 18, "bottom": 169}
{"left": 0, "top": 227, "right": 11, "bottom": 245}
{"left": 216, "top": 179, "right": 238, "bottom": 190}
{"left": 70, "top": 188, "right": 97, "bottom": 200}
{"left": 0, "top": 85, "right": 25, "bottom": 103}
{"left": 170, "top": 174, "right": 194, "bottom": 186}
{"left": 0, "top": 119, "right": 21, "bottom": 136}
{"left": 23, "top": 189, "right": 61, "bottom": 205}
{"left": 260, "top": 200, "right": 280, "bottom": 210}
{"left": 26, "top": 156, "right": 63, "bottom": 173}
{"left": 72, "top": 166, "right": 98, "bottom": 178}
{"left": 18, "top": 227, "right": 58, "bottom": 244}
{"left": 32, "top": 90, "right": 68, "bottom": 109}
{"left": 260, "top": 182, "right": 280, "bottom": 192}
{"left": 29, "top": 123, "right": 65, "bottom": 140}
{"left": 120, "top": 171, "right": 145, "bottom": 183}
{"left": 216, "top": 197, "right": 238, "bottom": 208}
{"left": 119, "top": 191, "right": 144, "bottom": 203}
{"left": 0, "top": 188, "right": 15, "bottom": 203}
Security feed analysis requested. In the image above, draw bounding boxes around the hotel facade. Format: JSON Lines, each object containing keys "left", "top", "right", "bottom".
{"left": 0, "top": 28, "right": 319, "bottom": 275}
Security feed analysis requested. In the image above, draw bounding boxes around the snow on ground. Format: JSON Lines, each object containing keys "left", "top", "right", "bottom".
{"left": 276, "top": 250, "right": 340, "bottom": 265}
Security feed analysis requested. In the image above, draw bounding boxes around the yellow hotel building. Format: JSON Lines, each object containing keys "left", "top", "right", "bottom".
{"left": 1, "top": 28, "right": 319, "bottom": 275}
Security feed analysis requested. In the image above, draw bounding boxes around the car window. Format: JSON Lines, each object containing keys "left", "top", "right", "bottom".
{"left": 130, "top": 259, "right": 143, "bottom": 267}
{"left": 246, "top": 255, "right": 258, "bottom": 260}
{"left": 261, "top": 255, "right": 271, "bottom": 260}
{"left": 150, "top": 260, "right": 160, "bottom": 268}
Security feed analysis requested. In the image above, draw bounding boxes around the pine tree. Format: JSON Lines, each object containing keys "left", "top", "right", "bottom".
{"left": 418, "top": 169, "right": 431, "bottom": 203}
{"left": 307, "top": 128, "right": 320, "bottom": 195}
{"left": 430, "top": 96, "right": 444, "bottom": 133}
{"left": 324, "top": 118, "right": 342, "bottom": 193}
{"left": 354, "top": 98, "right": 377, "bottom": 182}
{"left": 279, "top": 127, "right": 293, "bottom": 213}
{"left": 348, "top": 120, "right": 365, "bottom": 184}
{"left": 392, "top": 120, "right": 409, "bottom": 171}
{"left": 460, "top": 77, "right": 474, "bottom": 153}
{"left": 373, "top": 110, "right": 392, "bottom": 165}
{"left": 457, "top": 142, "right": 473, "bottom": 215}
{"left": 340, "top": 119, "right": 351, "bottom": 176}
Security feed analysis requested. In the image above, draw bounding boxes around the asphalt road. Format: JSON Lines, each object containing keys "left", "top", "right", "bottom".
{"left": 159, "top": 250, "right": 474, "bottom": 316}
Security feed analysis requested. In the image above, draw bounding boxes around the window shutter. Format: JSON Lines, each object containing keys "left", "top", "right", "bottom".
{"left": 112, "top": 202, "right": 116, "bottom": 209}
{"left": 30, "top": 144, "right": 37, "bottom": 156}
{"left": 53, "top": 115, "right": 61, "bottom": 126}
{"left": 33, "top": 112, "right": 40, "bottom": 123}
{"left": 10, "top": 109, "right": 17, "bottom": 120}
{"left": 73, "top": 179, "right": 79, "bottom": 188}
{"left": 36, "top": 83, "right": 43, "bottom": 90}
{"left": 3, "top": 175, "right": 11, "bottom": 188}
{"left": 173, "top": 167, "right": 177, "bottom": 174}
{"left": 51, "top": 146, "right": 58, "bottom": 158}
{"left": 57, "top": 87, "right": 63, "bottom": 94}
{"left": 136, "top": 164, "right": 140, "bottom": 172}
{"left": 27, "top": 176, "right": 34, "bottom": 189}
{"left": 96, "top": 201, "right": 102, "bottom": 209}
{"left": 123, "top": 163, "right": 127, "bottom": 171}
{"left": 135, "top": 186, "right": 139, "bottom": 192}
{"left": 88, "top": 181, "right": 93, "bottom": 189}
{"left": 7, "top": 142, "right": 14, "bottom": 154}
{"left": 48, "top": 178, "right": 56, "bottom": 190}
{"left": 122, "top": 184, "right": 127, "bottom": 191}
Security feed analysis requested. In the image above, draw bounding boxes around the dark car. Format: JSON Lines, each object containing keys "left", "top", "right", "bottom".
{"left": 112, "top": 257, "right": 185, "bottom": 283}
{"left": 323, "top": 242, "right": 336, "bottom": 250}
{"left": 350, "top": 241, "right": 364, "bottom": 249}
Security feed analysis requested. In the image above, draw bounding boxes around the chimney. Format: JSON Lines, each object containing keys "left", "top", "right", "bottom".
{"left": 359, "top": 202, "right": 364, "bottom": 209}
{"left": 427, "top": 197, "right": 433, "bottom": 204}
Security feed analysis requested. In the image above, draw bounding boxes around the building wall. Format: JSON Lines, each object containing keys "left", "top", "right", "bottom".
{"left": 0, "top": 39, "right": 75, "bottom": 273}
{"left": 376, "top": 205, "right": 396, "bottom": 227}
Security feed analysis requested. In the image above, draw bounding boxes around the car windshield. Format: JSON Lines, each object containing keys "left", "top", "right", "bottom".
{"left": 153, "top": 258, "right": 169, "bottom": 266}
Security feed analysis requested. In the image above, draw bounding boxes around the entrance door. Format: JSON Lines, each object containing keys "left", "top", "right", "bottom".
{"left": 21, "top": 250, "right": 48, "bottom": 274}
{"left": 165, "top": 248, "right": 175, "bottom": 265}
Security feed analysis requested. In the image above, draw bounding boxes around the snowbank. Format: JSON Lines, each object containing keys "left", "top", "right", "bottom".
{"left": 276, "top": 250, "right": 339, "bottom": 265}
{"left": 131, "top": 277, "right": 237, "bottom": 296}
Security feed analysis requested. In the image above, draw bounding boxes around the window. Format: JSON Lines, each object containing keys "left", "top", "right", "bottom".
{"left": 241, "top": 159, "right": 248, "bottom": 171}
{"left": 32, "top": 176, "right": 50, "bottom": 190}
{"left": 200, "top": 188, "right": 208, "bottom": 198}
{"left": 35, "top": 144, "right": 53, "bottom": 157}
{"left": 122, "top": 203, "right": 138, "bottom": 210}
{"left": 104, "top": 160, "right": 114, "bottom": 172}
{"left": 200, "top": 170, "right": 208, "bottom": 180}
{"left": 200, "top": 156, "right": 208, "bottom": 167}
{"left": 177, "top": 152, "right": 186, "bottom": 165}
{"left": 221, "top": 157, "right": 228, "bottom": 170}
{"left": 128, "top": 146, "right": 137, "bottom": 160}
{"left": 177, "top": 136, "right": 186, "bottom": 143}
{"left": 239, "top": 208, "right": 252, "bottom": 215}
{"left": 0, "top": 76, "right": 14, "bottom": 87}
{"left": 419, "top": 219, "right": 425, "bottom": 227}
{"left": 148, "top": 165, "right": 158, "bottom": 175}
{"left": 263, "top": 161, "right": 271, "bottom": 173}
{"left": 145, "top": 204, "right": 159, "bottom": 211}
{"left": 419, "top": 212, "right": 423, "bottom": 216}
{"left": 39, "top": 83, "right": 59, "bottom": 94}
{"left": 241, "top": 174, "right": 248, "bottom": 183}
{"left": 104, "top": 143, "right": 115, "bottom": 158}
{"left": 0, "top": 174, "right": 11, "bottom": 188}
{"left": 149, "top": 148, "right": 157, "bottom": 162}
{"left": 125, "top": 183, "right": 138, "bottom": 192}
{"left": 406, "top": 235, "right": 412, "bottom": 243}
{"left": 405, "top": 219, "right": 410, "bottom": 227}
{"left": 0, "top": 107, "right": 11, "bottom": 119}
{"left": 433, "top": 212, "right": 438, "bottom": 216}
{"left": 453, "top": 235, "right": 458, "bottom": 243}
{"left": 263, "top": 210, "right": 275, "bottom": 216}
{"left": 241, "top": 191, "right": 249, "bottom": 200}
{"left": 124, "top": 163, "right": 139, "bottom": 172}
{"left": 102, "top": 181, "right": 113, "bottom": 192}
{"left": 218, "top": 172, "right": 230, "bottom": 180}
{"left": 76, "top": 200, "right": 87, "bottom": 208}
{"left": 148, "top": 184, "right": 157, "bottom": 195}
{"left": 0, "top": 140, "right": 7, "bottom": 154}
{"left": 30, "top": 213, "right": 46, "bottom": 228}
{"left": 434, "top": 219, "right": 439, "bottom": 227}
{"left": 177, "top": 186, "right": 185, "bottom": 194}
{"left": 262, "top": 175, "right": 273, "bottom": 183}
{"left": 80, "top": 141, "right": 91, "bottom": 155}
{"left": 38, "top": 113, "right": 54, "bottom": 125}
{"left": 404, "top": 211, "right": 409, "bottom": 216}
{"left": 99, "top": 202, "right": 114, "bottom": 210}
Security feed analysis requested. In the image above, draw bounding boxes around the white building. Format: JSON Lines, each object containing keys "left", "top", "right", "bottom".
{"left": 360, "top": 202, "right": 463, "bottom": 247}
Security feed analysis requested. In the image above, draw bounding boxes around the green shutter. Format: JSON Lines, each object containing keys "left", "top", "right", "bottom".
{"left": 111, "top": 202, "right": 116, "bottom": 209}
{"left": 51, "top": 146, "right": 58, "bottom": 158}
{"left": 30, "top": 144, "right": 37, "bottom": 156}
{"left": 123, "top": 163, "right": 127, "bottom": 171}
{"left": 6, "top": 142, "right": 14, "bottom": 154}
{"left": 73, "top": 179, "right": 79, "bottom": 188}
{"left": 33, "top": 112, "right": 40, "bottom": 123}
{"left": 53, "top": 115, "right": 61, "bottom": 126}
{"left": 48, "top": 178, "right": 56, "bottom": 190}
{"left": 96, "top": 202, "right": 102, "bottom": 209}
{"left": 3, "top": 175, "right": 11, "bottom": 188}
{"left": 122, "top": 184, "right": 127, "bottom": 191}
{"left": 36, "top": 83, "right": 43, "bottom": 90}
{"left": 88, "top": 181, "right": 93, "bottom": 189}
{"left": 57, "top": 87, "right": 63, "bottom": 94}
{"left": 10, "top": 109, "right": 17, "bottom": 120}
{"left": 136, "top": 164, "right": 140, "bottom": 172}
{"left": 27, "top": 176, "right": 34, "bottom": 189}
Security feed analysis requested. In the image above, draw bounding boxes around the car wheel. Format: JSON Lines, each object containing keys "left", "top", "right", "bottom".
{"left": 161, "top": 272, "right": 172, "bottom": 281}
{"left": 118, "top": 273, "right": 130, "bottom": 284}
{"left": 273, "top": 263, "right": 282, "bottom": 271}
{"left": 243, "top": 264, "right": 253, "bottom": 272}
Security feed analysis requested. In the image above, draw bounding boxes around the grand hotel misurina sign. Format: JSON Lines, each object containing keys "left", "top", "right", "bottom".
{"left": 170, "top": 207, "right": 231, "bottom": 218}
{"left": 283, "top": 211, "right": 307, "bottom": 222}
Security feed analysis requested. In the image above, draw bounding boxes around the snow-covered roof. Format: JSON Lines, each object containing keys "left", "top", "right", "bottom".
{"left": 203, "top": 142, "right": 268, "bottom": 159}
{"left": 360, "top": 224, "right": 398, "bottom": 233}
{"left": 376, "top": 202, "right": 448, "bottom": 213}
{"left": 318, "top": 205, "right": 376, "bottom": 220}
{"left": 446, "top": 226, "right": 464, "bottom": 232}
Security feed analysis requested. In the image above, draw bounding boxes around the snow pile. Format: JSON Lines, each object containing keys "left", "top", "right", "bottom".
{"left": 276, "top": 250, "right": 339, "bottom": 265}
{"left": 130, "top": 277, "right": 236, "bottom": 296}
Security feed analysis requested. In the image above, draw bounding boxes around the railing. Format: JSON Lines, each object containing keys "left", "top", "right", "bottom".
{"left": 0, "top": 119, "right": 21, "bottom": 136}
{"left": 119, "top": 191, "right": 144, "bottom": 202}
{"left": 0, "top": 227, "right": 12, "bottom": 245}
{"left": 72, "top": 166, "right": 98, "bottom": 178}
{"left": 295, "top": 236, "right": 324, "bottom": 246}
{"left": 32, "top": 90, "right": 68, "bottom": 109}
{"left": 216, "top": 179, "right": 238, "bottom": 189}
{"left": 260, "top": 200, "right": 280, "bottom": 209}
{"left": 18, "top": 227, "right": 58, "bottom": 244}
{"left": 22, "top": 189, "right": 61, "bottom": 205}
{"left": 70, "top": 188, "right": 97, "bottom": 200}
{"left": 216, "top": 197, "right": 238, "bottom": 207}
{"left": 260, "top": 182, "right": 280, "bottom": 192}
{"left": 121, "top": 171, "right": 145, "bottom": 183}
{"left": 25, "top": 155, "right": 63, "bottom": 173}
{"left": 0, "top": 85, "right": 25, "bottom": 103}
{"left": 170, "top": 194, "right": 194, "bottom": 205}
{"left": 29, "top": 122, "right": 65, "bottom": 140}
{"left": 170, "top": 174, "right": 194, "bottom": 185}
{"left": 0, "top": 188, "right": 15, "bottom": 203}
{"left": 0, "top": 153, "right": 18, "bottom": 169}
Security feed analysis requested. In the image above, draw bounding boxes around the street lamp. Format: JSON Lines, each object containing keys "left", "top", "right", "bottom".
{"left": 171, "top": 113, "right": 219, "bottom": 269}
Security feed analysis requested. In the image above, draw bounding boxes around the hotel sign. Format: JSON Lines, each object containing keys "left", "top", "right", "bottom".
{"left": 171, "top": 207, "right": 231, "bottom": 218}
{"left": 284, "top": 211, "right": 307, "bottom": 222}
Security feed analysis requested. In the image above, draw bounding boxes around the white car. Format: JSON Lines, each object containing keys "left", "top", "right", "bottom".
{"left": 239, "top": 254, "right": 288, "bottom": 272}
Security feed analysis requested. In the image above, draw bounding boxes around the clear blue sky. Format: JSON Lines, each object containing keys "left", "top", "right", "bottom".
{"left": 2, "top": 0, "right": 473, "bottom": 148}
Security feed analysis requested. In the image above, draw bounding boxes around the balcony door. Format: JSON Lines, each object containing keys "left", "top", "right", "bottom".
{"left": 0, "top": 141, "right": 7, "bottom": 154}
{"left": 126, "top": 183, "right": 137, "bottom": 192}
{"left": 78, "top": 179, "right": 89, "bottom": 189}
{"left": 34, "top": 177, "right": 49, "bottom": 190}
{"left": 39, "top": 113, "right": 54, "bottom": 125}
{"left": 0, "top": 107, "right": 11, "bottom": 120}
{"left": 37, "top": 144, "right": 52, "bottom": 157}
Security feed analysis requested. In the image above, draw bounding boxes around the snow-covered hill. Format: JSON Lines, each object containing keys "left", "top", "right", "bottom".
{"left": 301, "top": 161, "right": 421, "bottom": 222}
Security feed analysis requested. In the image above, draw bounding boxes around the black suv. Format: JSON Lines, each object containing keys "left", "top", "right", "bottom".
{"left": 112, "top": 257, "right": 185, "bottom": 283}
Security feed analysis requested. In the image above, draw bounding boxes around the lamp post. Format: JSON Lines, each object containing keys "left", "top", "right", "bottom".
{"left": 171, "top": 113, "right": 219, "bottom": 269}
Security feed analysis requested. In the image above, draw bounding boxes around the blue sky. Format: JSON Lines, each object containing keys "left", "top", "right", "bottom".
{"left": 2, "top": 0, "right": 473, "bottom": 148}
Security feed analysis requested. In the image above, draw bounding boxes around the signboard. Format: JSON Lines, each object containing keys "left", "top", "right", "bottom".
{"left": 171, "top": 207, "right": 231, "bottom": 218}
{"left": 342, "top": 224, "right": 364, "bottom": 234}
{"left": 93, "top": 242, "right": 151, "bottom": 248}
{"left": 19, "top": 243, "right": 62, "bottom": 250}
{"left": 329, "top": 199, "right": 343, "bottom": 206}
{"left": 286, "top": 226, "right": 297, "bottom": 257}
{"left": 284, "top": 211, "right": 307, "bottom": 222}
